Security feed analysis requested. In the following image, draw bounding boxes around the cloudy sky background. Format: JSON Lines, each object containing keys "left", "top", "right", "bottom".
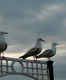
{"left": 0, "top": 0, "right": 66, "bottom": 80}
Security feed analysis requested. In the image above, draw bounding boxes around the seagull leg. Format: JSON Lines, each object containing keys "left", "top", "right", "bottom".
{"left": 48, "top": 57, "right": 51, "bottom": 61}
{"left": 34, "top": 56, "right": 35, "bottom": 61}
{"left": 1, "top": 52, "right": 6, "bottom": 59}
{"left": 2, "top": 52, "right": 4, "bottom": 57}
{"left": 33, "top": 56, "right": 36, "bottom": 61}
{"left": 36, "top": 57, "right": 37, "bottom": 61}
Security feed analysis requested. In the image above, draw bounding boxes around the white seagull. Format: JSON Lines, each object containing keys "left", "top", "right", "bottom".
{"left": 36, "top": 42, "right": 58, "bottom": 59}
{"left": 19, "top": 38, "right": 45, "bottom": 60}
{"left": 0, "top": 31, "right": 8, "bottom": 57}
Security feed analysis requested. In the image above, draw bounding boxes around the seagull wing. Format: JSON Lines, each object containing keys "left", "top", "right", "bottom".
{"left": 37, "top": 49, "right": 53, "bottom": 58}
{"left": 19, "top": 48, "right": 41, "bottom": 59}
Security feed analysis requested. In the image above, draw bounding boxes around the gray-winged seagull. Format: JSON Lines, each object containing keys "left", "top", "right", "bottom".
{"left": 36, "top": 43, "right": 58, "bottom": 59}
{"left": 19, "top": 38, "right": 45, "bottom": 60}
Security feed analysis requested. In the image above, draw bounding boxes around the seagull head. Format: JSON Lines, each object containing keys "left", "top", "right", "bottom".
{"left": 51, "top": 42, "right": 59, "bottom": 53}
{"left": 35, "top": 38, "right": 45, "bottom": 48}
{"left": 52, "top": 42, "right": 59, "bottom": 46}
{"left": 0, "top": 32, "right": 8, "bottom": 43}
{"left": 0, "top": 32, "right": 8, "bottom": 35}
{"left": 37, "top": 38, "right": 45, "bottom": 42}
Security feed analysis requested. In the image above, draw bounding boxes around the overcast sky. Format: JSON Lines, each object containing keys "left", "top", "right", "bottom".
{"left": 0, "top": 0, "right": 66, "bottom": 79}
{"left": 0, "top": 0, "right": 65, "bottom": 53}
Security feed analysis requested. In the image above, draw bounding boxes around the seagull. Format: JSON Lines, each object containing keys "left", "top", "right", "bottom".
{"left": 36, "top": 43, "right": 58, "bottom": 59}
{"left": 0, "top": 31, "right": 8, "bottom": 57}
{"left": 19, "top": 38, "right": 45, "bottom": 60}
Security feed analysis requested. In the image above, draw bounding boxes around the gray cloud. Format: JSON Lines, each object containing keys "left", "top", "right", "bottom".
{"left": 0, "top": 0, "right": 65, "bottom": 52}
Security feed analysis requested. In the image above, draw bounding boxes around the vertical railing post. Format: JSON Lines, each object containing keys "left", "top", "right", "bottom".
{"left": 31, "top": 62, "right": 34, "bottom": 76}
{"left": 36, "top": 62, "right": 38, "bottom": 80}
{"left": 26, "top": 61, "right": 29, "bottom": 73}
{"left": 47, "top": 60, "right": 54, "bottom": 80}
{"left": 0, "top": 59, "right": 3, "bottom": 74}
{"left": 6, "top": 59, "right": 8, "bottom": 73}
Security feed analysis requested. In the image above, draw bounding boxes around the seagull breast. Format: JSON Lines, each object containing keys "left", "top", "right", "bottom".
{"left": 0, "top": 35, "right": 7, "bottom": 53}
{"left": 0, "top": 43, "right": 7, "bottom": 53}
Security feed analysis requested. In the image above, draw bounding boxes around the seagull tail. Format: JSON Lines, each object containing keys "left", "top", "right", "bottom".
{"left": 36, "top": 56, "right": 39, "bottom": 58}
{"left": 19, "top": 56, "right": 25, "bottom": 59}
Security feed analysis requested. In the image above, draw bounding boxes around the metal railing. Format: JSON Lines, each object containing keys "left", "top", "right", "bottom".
{"left": 0, "top": 57, "right": 54, "bottom": 80}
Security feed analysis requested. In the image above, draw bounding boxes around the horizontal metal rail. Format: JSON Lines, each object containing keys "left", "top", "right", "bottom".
{"left": 0, "top": 57, "right": 54, "bottom": 80}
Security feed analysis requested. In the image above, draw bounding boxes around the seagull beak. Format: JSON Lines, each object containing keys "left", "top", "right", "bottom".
{"left": 38, "top": 38, "right": 46, "bottom": 42}
{"left": 56, "top": 43, "right": 59, "bottom": 45}
{"left": 4, "top": 32, "right": 8, "bottom": 34}
{"left": 41, "top": 39, "right": 45, "bottom": 42}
